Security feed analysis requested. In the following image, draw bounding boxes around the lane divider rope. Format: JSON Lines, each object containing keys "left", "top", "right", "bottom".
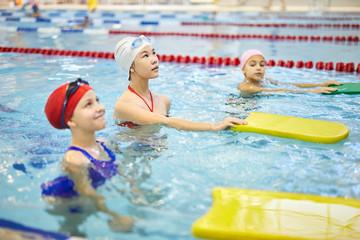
{"left": 181, "top": 22, "right": 360, "bottom": 29}
{"left": 2, "top": 25, "right": 359, "bottom": 43}
{"left": 2, "top": 10, "right": 360, "bottom": 21}
{"left": 3, "top": 15, "right": 360, "bottom": 30}
{"left": 110, "top": 30, "right": 359, "bottom": 43}
{"left": 1, "top": 46, "right": 359, "bottom": 73}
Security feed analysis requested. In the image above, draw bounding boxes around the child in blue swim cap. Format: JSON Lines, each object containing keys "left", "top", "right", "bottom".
{"left": 43, "top": 78, "right": 134, "bottom": 234}
{"left": 238, "top": 49, "right": 343, "bottom": 96}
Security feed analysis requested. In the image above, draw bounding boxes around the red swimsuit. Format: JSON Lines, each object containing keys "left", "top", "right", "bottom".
{"left": 128, "top": 85, "right": 153, "bottom": 112}
{"left": 117, "top": 85, "right": 168, "bottom": 129}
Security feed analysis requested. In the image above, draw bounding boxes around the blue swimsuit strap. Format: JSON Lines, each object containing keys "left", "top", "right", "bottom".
{"left": 67, "top": 141, "right": 116, "bottom": 164}
{"left": 98, "top": 141, "right": 116, "bottom": 162}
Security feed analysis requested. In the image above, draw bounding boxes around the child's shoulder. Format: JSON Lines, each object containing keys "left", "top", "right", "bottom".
{"left": 238, "top": 81, "right": 256, "bottom": 90}
{"left": 238, "top": 81, "right": 263, "bottom": 95}
{"left": 63, "top": 149, "right": 89, "bottom": 166}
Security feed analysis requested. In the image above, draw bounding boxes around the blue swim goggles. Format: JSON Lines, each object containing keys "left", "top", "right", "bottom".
{"left": 130, "top": 35, "right": 151, "bottom": 49}
{"left": 60, "top": 78, "right": 89, "bottom": 128}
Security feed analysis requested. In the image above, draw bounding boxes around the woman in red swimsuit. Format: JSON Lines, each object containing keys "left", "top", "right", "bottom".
{"left": 113, "top": 35, "right": 247, "bottom": 131}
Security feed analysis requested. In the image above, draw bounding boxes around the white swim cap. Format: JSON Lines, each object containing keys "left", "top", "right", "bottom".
{"left": 114, "top": 35, "right": 152, "bottom": 73}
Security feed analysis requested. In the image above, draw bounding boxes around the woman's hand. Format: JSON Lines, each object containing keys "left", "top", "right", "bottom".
{"left": 312, "top": 87, "right": 338, "bottom": 94}
{"left": 109, "top": 214, "right": 135, "bottom": 233}
{"left": 213, "top": 117, "right": 248, "bottom": 131}
{"left": 322, "top": 80, "right": 343, "bottom": 87}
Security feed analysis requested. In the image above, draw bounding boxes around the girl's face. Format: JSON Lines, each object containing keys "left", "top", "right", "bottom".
{"left": 70, "top": 90, "right": 106, "bottom": 131}
{"left": 242, "top": 55, "right": 266, "bottom": 82}
{"left": 131, "top": 45, "right": 159, "bottom": 80}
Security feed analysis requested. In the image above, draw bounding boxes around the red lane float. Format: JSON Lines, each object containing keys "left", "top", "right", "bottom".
{"left": 0, "top": 46, "right": 116, "bottom": 59}
{"left": 0, "top": 46, "right": 359, "bottom": 72}
{"left": 296, "top": 60, "right": 304, "bottom": 68}
{"left": 181, "top": 22, "right": 360, "bottom": 29}
{"left": 305, "top": 61, "right": 314, "bottom": 69}
{"left": 325, "top": 62, "right": 334, "bottom": 71}
{"left": 109, "top": 30, "right": 359, "bottom": 43}
{"left": 316, "top": 61, "right": 324, "bottom": 70}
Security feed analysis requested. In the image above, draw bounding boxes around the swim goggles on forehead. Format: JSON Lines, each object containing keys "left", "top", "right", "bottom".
{"left": 60, "top": 78, "right": 89, "bottom": 128}
{"left": 130, "top": 35, "right": 151, "bottom": 49}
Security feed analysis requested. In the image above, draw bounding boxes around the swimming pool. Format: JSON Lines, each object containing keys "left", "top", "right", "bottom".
{"left": 0, "top": 9, "right": 360, "bottom": 239}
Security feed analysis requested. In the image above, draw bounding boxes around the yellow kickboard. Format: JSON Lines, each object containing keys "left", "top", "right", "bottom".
{"left": 230, "top": 112, "right": 349, "bottom": 144}
{"left": 192, "top": 188, "right": 360, "bottom": 240}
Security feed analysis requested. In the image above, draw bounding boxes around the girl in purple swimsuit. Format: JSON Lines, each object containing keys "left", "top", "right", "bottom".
{"left": 113, "top": 35, "right": 248, "bottom": 131}
{"left": 43, "top": 78, "right": 134, "bottom": 234}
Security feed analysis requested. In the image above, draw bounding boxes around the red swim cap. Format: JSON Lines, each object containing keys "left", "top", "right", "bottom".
{"left": 45, "top": 81, "right": 92, "bottom": 129}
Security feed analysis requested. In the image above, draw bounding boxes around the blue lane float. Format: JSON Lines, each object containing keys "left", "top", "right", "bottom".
{"left": 140, "top": 21, "right": 159, "bottom": 25}
{"left": 17, "top": 27, "right": 38, "bottom": 32}
{"left": 61, "top": 28, "right": 84, "bottom": 33}
{"left": 1, "top": 12, "right": 12, "bottom": 16}
{"left": 36, "top": 17, "right": 51, "bottom": 23}
{"left": 0, "top": 218, "right": 70, "bottom": 240}
{"left": 5, "top": 17, "right": 20, "bottom": 21}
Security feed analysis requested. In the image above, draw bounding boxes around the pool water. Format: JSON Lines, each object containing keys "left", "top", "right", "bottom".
{"left": 0, "top": 9, "right": 360, "bottom": 240}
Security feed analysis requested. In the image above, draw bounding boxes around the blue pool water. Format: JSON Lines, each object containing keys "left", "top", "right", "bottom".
{"left": 0, "top": 9, "right": 360, "bottom": 239}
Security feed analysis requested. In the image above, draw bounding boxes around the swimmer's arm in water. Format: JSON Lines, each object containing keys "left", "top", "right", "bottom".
{"left": 291, "top": 80, "right": 343, "bottom": 88}
{"left": 114, "top": 101, "right": 247, "bottom": 131}
{"left": 239, "top": 83, "right": 338, "bottom": 94}
{"left": 265, "top": 78, "right": 342, "bottom": 88}
{"left": 266, "top": 77, "right": 281, "bottom": 85}
{"left": 114, "top": 162, "right": 150, "bottom": 206}
{"left": 165, "top": 116, "right": 247, "bottom": 131}
{"left": 94, "top": 141, "right": 149, "bottom": 206}
{"left": 63, "top": 152, "right": 134, "bottom": 232}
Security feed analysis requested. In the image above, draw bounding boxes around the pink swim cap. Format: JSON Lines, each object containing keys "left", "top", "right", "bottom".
{"left": 239, "top": 49, "right": 265, "bottom": 70}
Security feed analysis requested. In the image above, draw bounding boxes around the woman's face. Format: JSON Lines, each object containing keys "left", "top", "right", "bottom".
{"left": 242, "top": 55, "right": 266, "bottom": 82}
{"left": 131, "top": 45, "right": 159, "bottom": 80}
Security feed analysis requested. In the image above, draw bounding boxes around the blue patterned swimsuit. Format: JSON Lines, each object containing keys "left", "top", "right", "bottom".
{"left": 41, "top": 141, "right": 118, "bottom": 198}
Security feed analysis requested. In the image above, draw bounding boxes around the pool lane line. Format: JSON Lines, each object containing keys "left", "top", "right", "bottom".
{"left": 1, "top": 46, "right": 359, "bottom": 73}
{"left": 2, "top": 15, "right": 360, "bottom": 30}
{"left": 0, "top": 47, "right": 115, "bottom": 59}
{"left": 109, "top": 30, "right": 360, "bottom": 43}
{"left": 1, "top": 25, "right": 358, "bottom": 44}
{"left": 2, "top": 13, "right": 360, "bottom": 29}
{"left": 0, "top": 10, "right": 207, "bottom": 20}
{"left": 1, "top": 9, "right": 360, "bottom": 21}
{"left": 182, "top": 22, "right": 360, "bottom": 29}
{"left": 1, "top": 16, "right": 149, "bottom": 26}
{"left": 277, "top": 15, "right": 360, "bottom": 21}
{"left": 1, "top": 25, "right": 110, "bottom": 34}
{"left": 0, "top": 16, "right": 164, "bottom": 26}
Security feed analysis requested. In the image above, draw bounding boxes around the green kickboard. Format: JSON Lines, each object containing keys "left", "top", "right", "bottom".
{"left": 327, "top": 83, "right": 360, "bottom": 94}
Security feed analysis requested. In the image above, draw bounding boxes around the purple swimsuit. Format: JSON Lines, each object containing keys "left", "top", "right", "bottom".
{"left": 41, "top": 141, "right": 118, "bottom": 198}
